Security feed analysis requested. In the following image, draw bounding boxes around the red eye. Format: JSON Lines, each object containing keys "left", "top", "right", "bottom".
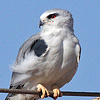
{"left": 47, "top": 13, "right": 58, "bottom": 19}
{"left": 51, "top": 15, "right": 56, "bottom": 18}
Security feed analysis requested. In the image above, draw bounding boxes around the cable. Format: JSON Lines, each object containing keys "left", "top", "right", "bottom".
{"left": 0, "top": 88, "right": 100, "bottom": 97}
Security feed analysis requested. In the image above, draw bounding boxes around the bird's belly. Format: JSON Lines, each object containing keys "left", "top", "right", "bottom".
{"left": 46, "top": 40, "right": 78, "bottom": 88}
{"left": 38, "top": 53, "right": 76, "bottom": 86}
{"left": 51, "top": 55, "right": 77, "bottom": 83}
{"left": 30, "top": 40, "right": 77, "bottom": 89}
{"left": 35, "top": 47, "right": 63, "bottom": 85}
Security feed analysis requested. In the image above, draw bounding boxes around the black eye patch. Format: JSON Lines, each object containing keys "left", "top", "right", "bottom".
{"left": 47, "top": 13, "right": 59, "bottom": 19}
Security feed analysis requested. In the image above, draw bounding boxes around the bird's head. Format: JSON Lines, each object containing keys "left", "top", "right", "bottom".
{"left": 39, "top": 9, "right": 73, "bottom": 30}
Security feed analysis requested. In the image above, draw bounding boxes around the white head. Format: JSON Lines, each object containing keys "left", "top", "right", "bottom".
{"left": 39, "top": 9, "right": 73, "bottom": 31}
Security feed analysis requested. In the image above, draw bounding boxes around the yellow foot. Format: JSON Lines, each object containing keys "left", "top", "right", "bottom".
{"left": 37, "top": 84, "right": 49, "bottom": 99}
{"left": 53, "top": 88, "right": 61, "bottom": 100}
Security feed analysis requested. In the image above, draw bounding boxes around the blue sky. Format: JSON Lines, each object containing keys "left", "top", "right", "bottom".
{"left": 0, "top": 0, "right": 100, "bottom": 100}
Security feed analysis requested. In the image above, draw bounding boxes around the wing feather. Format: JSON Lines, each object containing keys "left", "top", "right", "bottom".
{"left": 5, "top": 33, "right": 42, "bottom": 99}
{"left": 16, "top": 33, "right": 41, "bottom": 64}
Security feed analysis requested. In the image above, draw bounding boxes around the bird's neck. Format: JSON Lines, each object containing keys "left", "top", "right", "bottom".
{"left": 40, "top": 25, "right": 74, "bottom": 40}
{"left": 41, "top": 24, "right": 73, "bottom": 34}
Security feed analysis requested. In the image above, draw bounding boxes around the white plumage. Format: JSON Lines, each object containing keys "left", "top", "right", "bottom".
{"left": 5, "top": 9, "right": 81, "bottom": 100}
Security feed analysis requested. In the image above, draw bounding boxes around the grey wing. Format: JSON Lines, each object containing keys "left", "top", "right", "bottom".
{"left": 11, "top": 33, "right": 42, "bottom": 83}
{"left": 11, "top": 33, "right": 48, "bottom": 85}
{"left": 5, "top": 33, "right": 46, "bottom": 100}
{"left": 16, "top": 33, "right": 41, "bottom": 64}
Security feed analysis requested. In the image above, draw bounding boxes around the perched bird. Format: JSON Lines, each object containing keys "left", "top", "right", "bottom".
{"left": 5, "top": 9, "right": 81, "bottom": 100}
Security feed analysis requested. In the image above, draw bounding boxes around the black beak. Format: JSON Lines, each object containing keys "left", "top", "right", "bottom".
{"left": 39, "top": 20, "right": 44, "bottom": 28}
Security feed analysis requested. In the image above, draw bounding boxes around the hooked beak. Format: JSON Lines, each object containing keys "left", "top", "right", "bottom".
{"left": 39, "top": 20, "right": 44, "bottom": 28}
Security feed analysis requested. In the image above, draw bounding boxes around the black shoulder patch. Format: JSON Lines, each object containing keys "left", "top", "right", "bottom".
{"left": 30, "top": 39, "right": 48, "bottom": 57}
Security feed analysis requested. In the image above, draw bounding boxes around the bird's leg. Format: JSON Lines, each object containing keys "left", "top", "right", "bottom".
{"left": 52, "top": 85, "right": 62, "bottom": 100}
{"left": 37, "top": 84, "right": 49, "bottom": 99}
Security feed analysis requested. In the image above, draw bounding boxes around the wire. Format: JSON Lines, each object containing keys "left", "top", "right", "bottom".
{"left": 0, "top": 88, "right": 100, "bottom": 97}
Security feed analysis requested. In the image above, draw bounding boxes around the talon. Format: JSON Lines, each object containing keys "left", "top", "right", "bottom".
{"left": 53, "top": 88, "right": 61, "bottom": 100}
{"left": 37, "top": 84, "right": 49, "bottom": 99}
